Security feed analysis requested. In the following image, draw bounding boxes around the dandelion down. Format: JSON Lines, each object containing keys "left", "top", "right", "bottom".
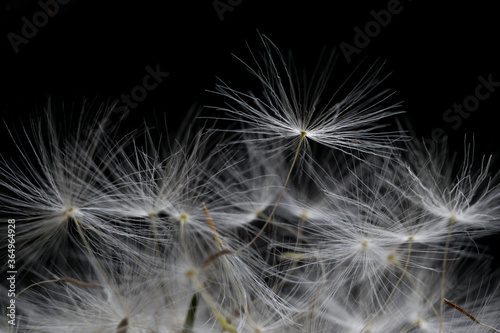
{"left": 1, "top": 35, "right": 500, "bottom": 332}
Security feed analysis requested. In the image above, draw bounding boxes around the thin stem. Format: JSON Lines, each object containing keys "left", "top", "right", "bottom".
{"left": 179, "top": 216, "right": 189, "bottom": 261}
{"left": 444, "top": 298, "right": 500, "bottom": 332}
{"left": 180, "top": 211, "right": 238, "bottom": 333}
{"left": 201, "top": 132, "right": 307, "bottom": 270}
{"left": 192, "top": 275, "right": 238, "bottom": 333}
{"left": 439, "top": 215, "right": 456, "bottom": 333}
{"left": 480, "top": 324, "right": 500, "bottom": 333}
{"left": 202, "top": 202, "right": 223, "bottom": 249}
{"left": 202, "top": 203, "right": 248, "bottom": 325}
{"left": 240, "top": 132, "right": 306, "bottom": 251}
{"left": 257, "top": 211, "right": 312, "bottom": 244}
{"left": 69, "top": 214, "right": 109, "bottom": 280}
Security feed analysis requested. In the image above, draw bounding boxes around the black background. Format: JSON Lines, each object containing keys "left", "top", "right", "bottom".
{"left": 1, "top": 1, "right": 499, "bottom": 262}
{"left": 0, "top": 1, "right": 499, "bottom": 143}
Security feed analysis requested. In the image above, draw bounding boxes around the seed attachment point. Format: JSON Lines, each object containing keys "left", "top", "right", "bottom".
{"left": 179, "top": 213, "right": 189, "bottom": 223}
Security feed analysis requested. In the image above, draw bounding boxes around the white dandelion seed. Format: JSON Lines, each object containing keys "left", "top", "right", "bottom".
{"left": 399, "top": 138, "right": 500, "bottom": 236}
{"left": 209, "top": 34, "right": 405, "bottom": 158}
{"left": 0, "top": 103, "right": 135, "bottom": 272}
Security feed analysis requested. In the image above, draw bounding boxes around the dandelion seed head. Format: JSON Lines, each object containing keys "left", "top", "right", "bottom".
{"left": 412, "top": 316, "right": 425, "bottom": 329}
{"left": 386, "top": 252, "right": 396, "bottom": 263}
{"left": 401, "top": 138, "right": 500, "bottom": 237}
{"left": 178, "top": 212, "right": 189, "bottom": 223}
{"left": 4, "top": 37, "right": 500, "bottom": 333}
{"left": 147, "top": 210, "right": 159, "bottom": 218}
{"left": 360, "top": 239, "right": 369, "bottom": 249}
{"left": 209, "top": 34, "right": 405, "bottom": 157}
{"left": 185, "top": 267, "right": 196, "bottom": 279}
{"left": 63, "top": 205, "right": 79, "bottom": 220}
{"left": 299, "top": 209, "right": 309, "bottom": 220}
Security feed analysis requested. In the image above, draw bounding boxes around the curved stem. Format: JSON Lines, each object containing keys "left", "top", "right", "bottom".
{"left": 202, "top": 202, "right": 223, "bottom": 249}
{"left": 444, "top": 298, "right": 500, "bottom": 332}
{"left": 181, "top": 210, "right": 238, "bottom": 333}
{"left": 201, "top": 133, "right": 306, "bottom": 269}
{"left": 241, "top": 132, "right": 306, "bottom": 252}
{"left": 70, "top": 215, "right": 108, "bottom": 279}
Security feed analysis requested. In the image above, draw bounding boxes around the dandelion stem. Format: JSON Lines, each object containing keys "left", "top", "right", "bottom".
{"left": 191, "top": 275, "right": 238, "bottom": 333}
{"left": 240, "top": 132, "right": 306, "bottom": 251}
{"left": 70, "top": 215, "right": 108, "bottom": 279}
{"left": 439, "top": 215, "right": 456, "bottom": 333}
{"left": 201, "top": 132, "right": 306, "bottom": 270}
{"left": 202, "top": 202, "right": 223, "bottom": 249}
{"left": 181, "top": 207, "right": 238, "bottom": 333}
{"left": 444, "top": 299, "right": 500, "bottom": 332}
{"left": 257, "top": 211, "right": 311, "bottom": 244}
{"left": 202, "top": 203, "right": 248, "bottom": 323}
